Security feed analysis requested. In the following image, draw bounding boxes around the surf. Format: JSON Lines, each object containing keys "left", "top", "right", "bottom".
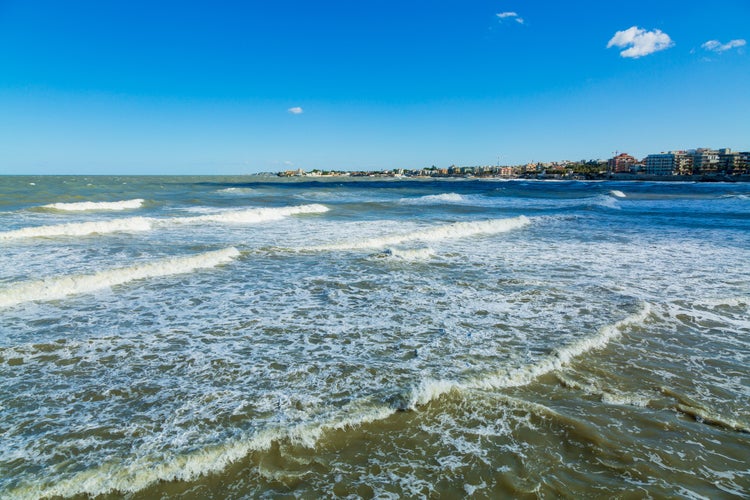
{"left": 169, "top": 204, "right": 329, "bottom": 224}
{"left": 38, "top": 199, "right": 145, "bottom": 211}
{"left": 0, "top": 217, "right": 152, "bottom": 240}
{"left": 0, "top": 247, "right": 241, "bottom": 308}
{"left": 404, "top": 303, "right": 653, "bottom": 409}
{"left": 305, "top": 215, "right": 530, "bottom": 251}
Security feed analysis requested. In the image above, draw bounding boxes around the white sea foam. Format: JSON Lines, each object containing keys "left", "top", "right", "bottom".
{"left": 40, "top": 199, "right": 145, "bottom": 211}
{"left": 399, "top": 193, "right": 465, "bottom": 204}
{"left": 376, "top": 247, "right": 435, "bottom": 261}
{"left": 171, "top": 204, "right": 329, "bottom": 224}
{"left": 699, "top": 296, "right": 750, "bottom": 308}
{"left": 406, "top": 303, "right": 652, "bottom": 408}
{"left": 609, "top": 190, "right": 627, "bottom": 198}
{"left": 306, "top": 215, "right": 530, "bottom": 251}
{"left": 556, "top": 373, "right": 651, "bottom": 407}
{"left": 217, "top": 187, "right": 256, "bottom": 195}
{"left": 0, "top": 217, "right": 152, "bottom": 240}
{"left": 1, "top": 205, "right": 328, "bottom": 241}
{"left": 675, "top": 404, "right": 750, "bottom": 434}
{"left": 0, "top": 248, "right": 240, "bottom": 308}
{"left": 8, "top": 404, "right": 395, "bottom": 500}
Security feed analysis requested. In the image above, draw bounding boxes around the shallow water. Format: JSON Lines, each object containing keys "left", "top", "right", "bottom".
{"left": 1, "top": 176, "right": 748, "bottom": 498}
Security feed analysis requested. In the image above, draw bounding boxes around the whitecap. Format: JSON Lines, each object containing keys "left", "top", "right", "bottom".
{"left": 375, "top": 247, "right": 435, "bottom": 261}
{"left": 405, "top": 303, "right": 653, "bottom": 409}
{"left": 0, "top": 247, "right": 241, "bottom": 308}
{"left": 40, "top": 199, "right": 145, "bottom": 211}
{"left": 399, "top": 193, "right": 465, "bottom": 205}
{"left": 216, "top": 188, "right": 256, "bottom": 195}
{"left": 0, "top": 217, "right": 152, "bottom": 240}
{"left": 306, "top": 215, "right": 530, "bottom": 251}
{"left": 7, "top": 403, "right": 395, "bottom": 499}
{"left": 170, "top": 204, "right": 329, "bottom": 225}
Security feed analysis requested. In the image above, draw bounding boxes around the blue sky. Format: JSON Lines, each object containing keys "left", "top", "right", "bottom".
{"left": 0, "top": 0, "right": 748, "bottom": 174}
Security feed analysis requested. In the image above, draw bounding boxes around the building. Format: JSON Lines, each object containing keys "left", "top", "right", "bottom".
{"left": 718, "top": 148, "right": 741, "bottom": 174}
{"left": 608, "top": 153, "right": 637, "bottom": 173}
{"left": 737, "top": 152, "right": 750, "bottom": 175}
{"left": 687, "top": 148, "right": 720, "bottom": 174}
{"left": 645, "top": 152, "right": 690, "bottom": 176}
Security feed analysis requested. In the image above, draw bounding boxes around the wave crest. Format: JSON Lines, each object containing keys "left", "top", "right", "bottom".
{"left": 39, "top": 199, "right": 145, "bottom": 211}
{"left": 307, "top": 215, "right": 530, "bottom": 251}
{"left": 173, "top": 204, "right": 329, "bottom": 224}
{"left": 399, "top": 193, "right": 465, "bottom": 205}
{"left": 0, "top": 248, "right": 241, "bottom": 308}
{"left": 0, "top": 218, "right": 152, "bottom": 240}
{"left": 405, "top": 303, "right": 652, "bottom": 409}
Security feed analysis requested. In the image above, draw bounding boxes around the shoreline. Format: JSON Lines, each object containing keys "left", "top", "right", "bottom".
{"left": 3, "top": 173, "right": 750, "bottom": 183}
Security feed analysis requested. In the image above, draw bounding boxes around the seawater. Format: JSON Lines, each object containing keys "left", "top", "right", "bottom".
{"left": 0, "top": 176, "right": 748, "bottom": 499}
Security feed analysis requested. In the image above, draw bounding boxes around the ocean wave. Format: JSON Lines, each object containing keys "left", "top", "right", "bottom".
{"left": 305, "top": 215, "right": 530, "bottom": 251}
{"left": 0, "top": 248, "right": 240, "bottom": 308}
{"left": 659, "top": 387, "right": 750, "bottom": 434}
{"left": 170, "top": 204, "right": 329, "bottom": 224}
{"left": 7, "top": 403, "right": 395, "bottom": 500}
{"left": 373, "top": 247, "right": 436, "bottom": 261}
{"left": 0, "top": 217, "right": 152, "bottom": 240}
{"left": 39, "top": 199, "right": 145, "bottom": 211}
{"left": 404, "top": 303, "right": 652, "bottom": 408}
{"left": 398, "top": 193, "right": 465, "bottom": 205}
{"left": 1, "top": 205, "right": 329, "bottom": 241}
{"left": 698, "top": 296, "right": 750, "bottom": 308}
{"left": 216, "top": 187, "right": 256, "bottom": 195}
{"left": 555, "top": 373, "right": 651, "bottom": 407}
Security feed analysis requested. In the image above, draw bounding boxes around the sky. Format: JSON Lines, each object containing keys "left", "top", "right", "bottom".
{"left": 0, "top": 0, "right": 748, "bottom": 174}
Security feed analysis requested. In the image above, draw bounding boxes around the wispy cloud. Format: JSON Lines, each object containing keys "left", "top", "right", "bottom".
{"left": 287, "top": 107, "right": 304, "bottom": 115}
{"left": 701, "top": 39, "right": 746, "bottom": 53}
{"left": 607, "top": 26, "right": 674, "bottom": 58}
{"left": 497, "top": 12, "right": 524, "bottom": 25}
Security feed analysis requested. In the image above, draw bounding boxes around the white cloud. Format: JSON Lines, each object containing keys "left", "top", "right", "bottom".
{"left": 287, "top": 107, "right": 304, "bottom": 115}
{"left": 702, "top": 39, "right": 746, "bottom": 52}
{"left": 607, "top": 26, "right": 674, "bottom": 58}
{"left": 497, "top": 12, "right": 524, "bottom": 25}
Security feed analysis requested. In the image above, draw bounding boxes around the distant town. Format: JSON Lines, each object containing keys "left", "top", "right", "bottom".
{"left": 277, "top": 147, "right": 750, "bottom": 181}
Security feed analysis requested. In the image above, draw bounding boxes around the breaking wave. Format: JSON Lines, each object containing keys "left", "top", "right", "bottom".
{"left": 170, "top": 204, "right": 329, "bottom": 224}
{"left": 0, "top": 217, "right": 152, "bottom": 240}
{"left": 0, "top": 248, "right": 241, "bottom": 308}
{"left": 7, "top": 404, "right": 395, "bottom": 500}
{"left": 306, "top": 215, "right": 530, "bottom": 251}
{"left": 39, "top": 199, "right": 145, "bottom": 211}
{"left": 374, "top": 247, "right": 435, "bottom": 261}
{"left": 0, "top": 205, "right": 329, "bottom": 241}
{"left": 398, "top": 193, "right": 465, "bottom": 204}
{"left": 404, "top": 303, "right": 652, "bottom": 408}
{"left": 216, "top": 187, "right": 256, "bottom": 195}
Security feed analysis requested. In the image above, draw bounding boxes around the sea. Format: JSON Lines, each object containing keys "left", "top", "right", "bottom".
{"left": 0, "top": 175, "right": 748, "bottom": 499}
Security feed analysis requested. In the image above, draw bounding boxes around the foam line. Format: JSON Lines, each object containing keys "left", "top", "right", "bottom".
{"left": 406, "top": 303, "right": 652, "bottom": 408}
{"left": 8, "top": 404, "right": 395, "bottom": 500}
{"left": 0, "top": 248, "right": 241, "bottom": 308}
{"left": 398, "top": 193, "right": 465, "bottom": 204}
{"left": 0, "top": 217, "right": 152, "bottom": 240}
{"left": 169, "top": 204, "right": 329, "bottom": 224}
{"left": 376, "top": 247, "right": 435, "bottom": 261}
{"left": 306, "top": 215, "right": 530, "bottom": 251}
{"left": 0, "top": 205, "right": 328, "bottom": 241}
{"left": 40, "top": 199, "right": 145, "bottom": 211}
{"left": 3, "top": 303, "right": 651, "bottom": 498}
